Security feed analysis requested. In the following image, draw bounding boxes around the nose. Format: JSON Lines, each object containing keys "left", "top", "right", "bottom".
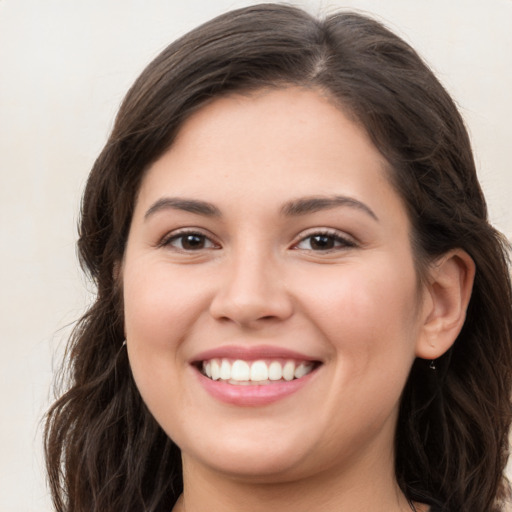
{"left": 209, "top": 249, "right": 294, "bottom": 328}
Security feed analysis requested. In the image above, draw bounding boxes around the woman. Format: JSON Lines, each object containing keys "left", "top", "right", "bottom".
{"left": 44, "top": 4, "right": 512, "bottom": 511}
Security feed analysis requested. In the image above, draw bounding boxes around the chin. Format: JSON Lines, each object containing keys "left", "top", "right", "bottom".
{"left": 178, "top": 425, "right": 319, "bottom": 482}
{"left": 196, "top": 453, "right": 313, "bottom": 483}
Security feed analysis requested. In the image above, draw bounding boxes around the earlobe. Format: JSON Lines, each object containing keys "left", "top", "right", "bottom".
{"left": 415, "top": 250, "right": 475, "bottom": 360}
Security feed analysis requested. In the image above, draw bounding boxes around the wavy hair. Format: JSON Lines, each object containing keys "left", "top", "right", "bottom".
{"left": 45, "top": 4, "right": 512, "bottom": 511}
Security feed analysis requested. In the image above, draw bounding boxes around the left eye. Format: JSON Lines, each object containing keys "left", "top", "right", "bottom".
{"left": 164, "top": 232, "right": 217, "bottom": 251}
{"left": 295, "top": 233, "right": 355, "bottom": 251}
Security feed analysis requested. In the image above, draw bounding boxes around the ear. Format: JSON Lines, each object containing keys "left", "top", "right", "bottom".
{"left": 415, "top": 249, "right": 475, "bottom": 360}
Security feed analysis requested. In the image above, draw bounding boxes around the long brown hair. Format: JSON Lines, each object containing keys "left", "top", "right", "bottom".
{"left": 45, "top": 4, "right": 512, "bottom": 511}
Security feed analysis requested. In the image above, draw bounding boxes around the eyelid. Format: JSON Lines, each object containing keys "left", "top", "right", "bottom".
{"left": 156, "top": 226, "right": 357, "bottom": 253}
{"left": 291, "top": 227, "right": 358, "bottom": 251}
{"left": 158, "top": 228, "right": 221, "bottom": 251}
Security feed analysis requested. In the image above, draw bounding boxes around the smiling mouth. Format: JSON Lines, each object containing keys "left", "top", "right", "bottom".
{"left": 199, "top": 358, "right": 319, "bottom": 385}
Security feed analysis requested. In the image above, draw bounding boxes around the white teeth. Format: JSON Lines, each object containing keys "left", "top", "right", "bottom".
{"left": 231, "top": 360, "right": 250, "bottom": 381}
{"left": 205, "top": 361, "right": 212, "bottom": 378}
{"left": 268, "top": 361, "right": 283, "bottom": 381}
{"left": 211, "top": 359, "right": 220, "bottom": 380}
{"left": 201, "top": 358, "right": 314, "bottom": 384}
{"left": 250, "top": 360, "right": 268, "bottom": 381}
{"left": 294, "top": 363, "right": 309, "bottom": 379}
{"left": 282, "top": 361, "right": 295, "bottom": 381}
{"left": 220, "top": 359, "right": 231, "bottom": 380}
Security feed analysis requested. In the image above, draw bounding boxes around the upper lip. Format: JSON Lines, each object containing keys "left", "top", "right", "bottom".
{"left": 191, "top": 345, "right": 320, "bottom": 364}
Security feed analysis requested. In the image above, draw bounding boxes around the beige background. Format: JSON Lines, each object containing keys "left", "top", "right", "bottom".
{"left": 1, "top": 0, "right": 511, "bottom": 510}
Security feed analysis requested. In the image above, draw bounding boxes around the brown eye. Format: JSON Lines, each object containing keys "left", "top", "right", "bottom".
{"left": 310, "top": 235, "right": 335, "bottom": 250}
{"left": 181, "top": 234, "right": 207, "bottom": 250}
{"left": 164, "top": 232, "right": 217, "bottom": 251}
{"left": 295, "top": 232, "right": 356, "bottom": 251}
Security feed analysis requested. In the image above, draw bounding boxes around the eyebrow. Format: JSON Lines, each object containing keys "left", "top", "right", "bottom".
{"left": 281, "top": 195, "right": 378, "bottom": 221}
{"left": 144, "top": 197, "right": 221, "bottom": 220}
{"left": 144, "top": 194, "right": 378, "bottom": 222}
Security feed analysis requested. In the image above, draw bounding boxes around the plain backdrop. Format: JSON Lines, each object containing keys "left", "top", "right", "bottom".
{"left": 1, "top": 0, "right": 511, "bottom": 510}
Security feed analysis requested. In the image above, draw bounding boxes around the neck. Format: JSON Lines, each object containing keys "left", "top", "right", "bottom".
{"left": 173, "top": 450, "right": 421, "bottom": 512}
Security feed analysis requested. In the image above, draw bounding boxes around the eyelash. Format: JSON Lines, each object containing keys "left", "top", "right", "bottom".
{"left": 159, "top": 229, "right": 357, "bottom": 253}
{"left": 292, "top": 229, "right": 357, "bottom": 252}
{"left": 159, "top": 230, "right": 219, "bottom": 252}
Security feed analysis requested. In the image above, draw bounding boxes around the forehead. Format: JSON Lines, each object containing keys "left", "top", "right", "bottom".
{"left": 134, "top": 87, "right": 404, "bottom": 226}
{"left": 128, "top": 87, "right": 410, "bottom": 244}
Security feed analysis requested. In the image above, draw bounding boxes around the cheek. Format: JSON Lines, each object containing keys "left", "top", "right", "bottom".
{"left": 123, "top": 261, "right": 209, "bottom": 347}
{"left": 295, "top": 257, "right": 420, "bottom": 365}
{"left": 122, "top": 261, "right": 211, "bottom": 410}
{"left": 303, "top": 259, "right": 420, "bottom": 429}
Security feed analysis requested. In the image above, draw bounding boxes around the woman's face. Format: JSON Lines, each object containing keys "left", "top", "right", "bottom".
{"left": 122, "top": 87, "right": 431, "bottom": 482}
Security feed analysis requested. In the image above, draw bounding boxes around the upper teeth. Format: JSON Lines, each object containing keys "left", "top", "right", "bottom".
{"left": 202, "top": 359, "right": 314, "bottom": 383}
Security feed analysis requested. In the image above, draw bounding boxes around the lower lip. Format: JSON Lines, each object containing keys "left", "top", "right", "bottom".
{"left": 195, "top": 368, "right": 318, "bottom": 407}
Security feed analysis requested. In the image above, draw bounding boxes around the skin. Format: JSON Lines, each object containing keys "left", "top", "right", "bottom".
{"left": 122, "top": 87, "right": 473, "bottom": 512}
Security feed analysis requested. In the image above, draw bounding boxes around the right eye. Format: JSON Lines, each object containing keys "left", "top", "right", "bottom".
{"left": 162, "top": 231, "right": 218, "bottom": 251}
